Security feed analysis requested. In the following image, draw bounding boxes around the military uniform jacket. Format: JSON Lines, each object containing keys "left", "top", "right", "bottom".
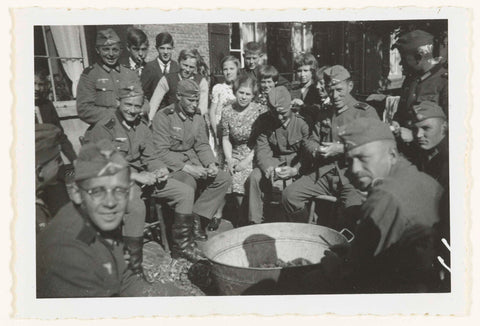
{"left": 412, "top": 137, "right": 449, "bottom": 190}
{"left": 254, "top": 111, "right": 309, "bottom": 174}
{"left": 151, "top": 103, "right": 217, "bottom": 172}
{"left": 83, "top": 110, "right": 165, "bottom": 173}
{"left": 343, "top": 157, "right": 443, "bottom": 292}
{"left": 395, "top": 62, "right": 448, "bottom": 126}
{"left": 36, "top": 202, "right": 143, "bottom": 297}
{"left": 76, "top": 62, "right": 149, "bottom": 125}
{"left": 304, "top": 95, "right": 379, "bottom": 177}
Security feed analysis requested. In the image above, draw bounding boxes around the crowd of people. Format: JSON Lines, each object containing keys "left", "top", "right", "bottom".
{"left": 35, "top": 26, "right": 449, "bottom": 297}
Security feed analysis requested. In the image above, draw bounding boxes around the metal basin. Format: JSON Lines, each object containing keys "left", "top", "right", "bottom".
{"left": 202, "top": 222, "right": 349, "bottom": 295}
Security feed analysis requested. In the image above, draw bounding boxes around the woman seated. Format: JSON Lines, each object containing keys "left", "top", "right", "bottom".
{"left": 221, "top": 75, "right": 266, "bottom": 224}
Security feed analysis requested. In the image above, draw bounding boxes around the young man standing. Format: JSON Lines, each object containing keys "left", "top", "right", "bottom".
{"left": 141, "top": 32, "right": 179, "bottom": 100}
{"left": 123, "top": 28, "right": 149, "bottom": 76}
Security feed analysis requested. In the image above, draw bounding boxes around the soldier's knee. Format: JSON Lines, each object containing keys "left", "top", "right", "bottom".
{"left": 248, "top": 168, "right": 262, "bottom": 186}
{"left": 215, "top": 170, "right": 232, "bottom": 187}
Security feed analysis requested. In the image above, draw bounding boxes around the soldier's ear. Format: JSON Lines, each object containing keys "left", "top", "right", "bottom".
{"left": 69, "top": 183, "right": 83, "bottom": 204}
{"left": 347, "top": 80, "right": 354, "bottom": 93}
{"left": 441, "top": 120, "right": 448, "bottom": 136}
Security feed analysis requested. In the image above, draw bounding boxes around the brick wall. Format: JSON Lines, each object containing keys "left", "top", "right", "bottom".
{"left": 135, "top": 24, "right": 210, "bottom": 69}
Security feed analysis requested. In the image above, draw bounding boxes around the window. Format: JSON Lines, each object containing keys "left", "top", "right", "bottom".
{"left": 230, "top": 23, "right": 268, "bottom": 66}
{"left": 34, "top": 26, "right": 89, "bottom": 102}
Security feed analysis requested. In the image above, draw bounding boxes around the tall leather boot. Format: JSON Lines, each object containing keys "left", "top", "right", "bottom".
{"left": 123, "top": 236, "right": 153, "bottom": 283}
{"left": 192, "top": 213, "right": 208, "bottom": 241}
{"left": 171, "top": 213, "right": 207, "bottom": 263}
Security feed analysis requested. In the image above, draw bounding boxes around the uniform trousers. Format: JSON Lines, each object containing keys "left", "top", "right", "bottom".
{"left": 246, "top": 167, "right": 276, "bottom": 224}
{"left": 170, "top": 170, "right": 231, "bottom": 220}
{"left": 123, "top": 178, "right": 195, "bottom": 237}
{"left": 281, "top": 168, "right": 364, "bottom": 224}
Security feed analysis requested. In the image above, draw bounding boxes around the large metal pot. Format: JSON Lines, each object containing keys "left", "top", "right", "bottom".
{"left": 202, "top": 222, "right": 351, "bottom": 295}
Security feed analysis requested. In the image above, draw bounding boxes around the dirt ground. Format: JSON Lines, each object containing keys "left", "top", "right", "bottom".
{"left": 141, "top": 218, "right": 235, "bottom": 296}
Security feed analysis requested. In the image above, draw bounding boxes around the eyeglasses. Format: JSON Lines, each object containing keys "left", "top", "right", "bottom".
{"left": 78, "top": 183, "right": 132, "bottom": 201}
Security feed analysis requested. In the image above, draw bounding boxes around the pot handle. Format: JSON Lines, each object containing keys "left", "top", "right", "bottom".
{"left": 340, "top": 228, "right": 355, "bottom": 243}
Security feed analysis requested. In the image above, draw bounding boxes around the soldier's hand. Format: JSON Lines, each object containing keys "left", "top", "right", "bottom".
{"left": 291, "top": 98, "right": 304, "bottom": 108}
{"left": 320, "top": 142, "right": 344, "bottom": 158}
{"left": 153, "top": 168, "right": 169, "bottom": 182}
{"left": 132, "top": 171, "right": 157, "bottom": 185}
{"left": 390, "top": 121, "right": 401, "bottom": 135}
{"left": 275, "top": 166, "right": 298, "bottom": 180}
{"left": 399, "top": 127, "right": 413, "bottom": 143}
{"left": 206, "top": 163, "right": 219, "bottom": 177}
{"left": 183, "top": 164, "right": 208, "bottom": 179}
{"left": 265, "top": 166, "right": 275, "bottom": 179}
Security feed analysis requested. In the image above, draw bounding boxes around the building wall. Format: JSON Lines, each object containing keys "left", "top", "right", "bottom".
{"left": 135, "top": 24, "right": 211, "bottom": 68}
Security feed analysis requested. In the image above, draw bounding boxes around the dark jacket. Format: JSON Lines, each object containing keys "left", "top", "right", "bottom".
{"left": 35, "top": 99, "right": 77, "bottom": 162}
{"left": 141, "top": 58, "right": 179, "bottom": 100}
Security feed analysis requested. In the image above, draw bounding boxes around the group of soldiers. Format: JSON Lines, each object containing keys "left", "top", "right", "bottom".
{"left": 35, "top": 26, "right": 449, "bottom": 297}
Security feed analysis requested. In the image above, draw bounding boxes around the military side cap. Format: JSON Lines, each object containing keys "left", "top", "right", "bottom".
{"left": 177, "top": 79, "right": 199, "bottom": 98}
{"left": 75, "top": 139, "right": 128, "bottom": 182}
{"left": 35, "top": 123, "right": 61, "bottom": 166}
{"left": 96, "top": 28, "right": 121, "bottom": 46}
{"left": 324, "top": 65, "right": 351, "bottom": 86}
{"left": 118, "top": 79, "right": 144, "bottom": 99}
{"left": 268, "top": 86, "right": 291, "bottom": 110}
{"left": 339, "top": 118, "right": 395, "bottom": 151}
{"left": 393, "top": 30, "right": 434, "bottom": 53}
{"left": 412, "top": 101, "right": 446, "bottom": 122}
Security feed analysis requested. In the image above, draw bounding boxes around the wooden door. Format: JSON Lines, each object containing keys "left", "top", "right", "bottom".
{"left": 208, "top": 23, "right": 231, "bottom": 84}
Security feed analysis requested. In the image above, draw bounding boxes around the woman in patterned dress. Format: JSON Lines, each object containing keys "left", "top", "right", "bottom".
{"left": 209, "top": 55, "right": 240, "bottom": 156}
{"left": 222, "top": 75, "right": 266, "bottom": 220}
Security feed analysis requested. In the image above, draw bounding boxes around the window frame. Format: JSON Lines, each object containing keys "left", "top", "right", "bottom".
{"left": 34, "top": 25, "right": 89, "bottom": 104}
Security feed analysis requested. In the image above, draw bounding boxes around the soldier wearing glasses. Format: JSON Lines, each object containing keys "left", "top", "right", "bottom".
{"left": 36, "top": 140, "right": 148, "bottom": 297}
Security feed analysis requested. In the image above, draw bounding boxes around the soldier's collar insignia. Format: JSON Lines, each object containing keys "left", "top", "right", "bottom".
{"left": 102, "top": 263, "right": 113, "bottom": 275}
{"left": 178, "top": 111, "right": 187, "bottom": 121}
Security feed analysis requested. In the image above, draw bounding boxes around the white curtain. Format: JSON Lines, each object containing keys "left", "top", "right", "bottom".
{"left": 50, "top": 26, "right": 88, "bottom": 98}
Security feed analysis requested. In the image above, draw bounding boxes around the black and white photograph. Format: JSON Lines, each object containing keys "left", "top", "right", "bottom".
{"left": 12, "top": 6, "right": 469, "bottom": 318}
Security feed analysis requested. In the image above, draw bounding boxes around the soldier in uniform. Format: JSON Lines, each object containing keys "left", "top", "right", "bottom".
{"left": 247, "top": 86, "right": 309, "bottom": 224}
{"left": 83, "top": 80, "right": 203, "bottom": 266}
{"left": 282, "top": 65, "right": 379, "bottom": 226}
{"left": 410, "top": 101, "right": 449, "bottom": 187}
{"left": 392, "top": 30, "right": 448, "bottom": 140}
{"left": 152, "top": 79, "right": 231, "bottom": 235}
{"left": 410, "top": 101, "right": 450, "bottom": 280}
{"left": 76, "top": 28, "right": 148, "bottom": 125}
{"left": 35, "top": 124, "right": 63, "bottom": 233}
{"left": 37, "top": 140, "right": 190, "bottom": 297}
{"left": 302, "top": 118, "right": 443, "bottom": 293}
